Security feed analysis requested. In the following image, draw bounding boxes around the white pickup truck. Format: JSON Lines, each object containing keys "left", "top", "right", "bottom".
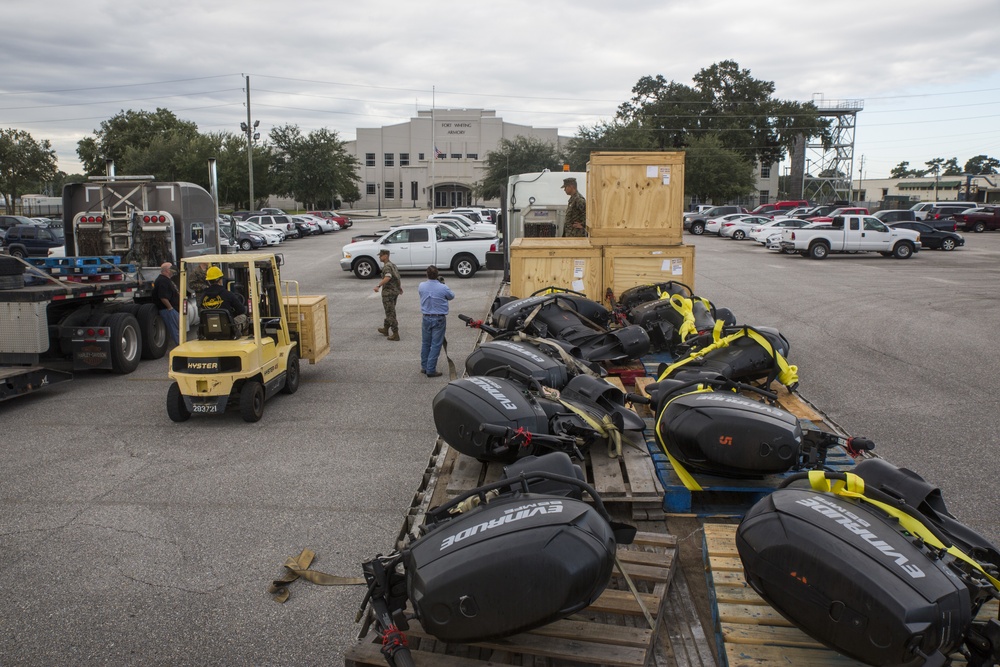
{"left": 339, "top": 222, "right": 498, "bottom": 279}
{"left": 780, "top": 215, "right": 921, "bottom": 260}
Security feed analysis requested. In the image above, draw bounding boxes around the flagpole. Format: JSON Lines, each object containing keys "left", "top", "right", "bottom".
{"left": 430, "top": 86, "right": 435, "bottom": 213}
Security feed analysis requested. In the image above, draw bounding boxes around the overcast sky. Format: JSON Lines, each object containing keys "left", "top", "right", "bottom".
{"left": 3, "top": 0, "right": 999, "bottom": 179}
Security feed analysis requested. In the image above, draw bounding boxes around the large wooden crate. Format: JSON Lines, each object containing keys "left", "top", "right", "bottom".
{"left": 587, "top": 151, "right": 685, "bottom": 246}
{"left": 509, "top": 237, "right": 603, "bottom": 301}
{"left": 283, "top": 294, "right": 330, "bottom": 364}
{"left": 603, "top": 244, "right": 696, "bottom": 298}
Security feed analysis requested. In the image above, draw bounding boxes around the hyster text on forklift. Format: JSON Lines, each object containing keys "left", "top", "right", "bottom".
{"left": 0, "top": 169, "right": 223, "bottom": 402}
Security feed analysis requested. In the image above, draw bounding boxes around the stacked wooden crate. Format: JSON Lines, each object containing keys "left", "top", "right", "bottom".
{"left": 508, "top": 151, "right": 693, "bottom": 302}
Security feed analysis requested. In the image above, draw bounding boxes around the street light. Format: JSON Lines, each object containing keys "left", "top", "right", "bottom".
{"left": 377, "top": 183, "right": 381, "bottom": 217}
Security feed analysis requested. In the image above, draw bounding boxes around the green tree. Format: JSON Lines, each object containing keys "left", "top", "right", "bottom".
{"left": 0, "top": 128, "right": 58, "bottom": 214}
{"left": 890, "top": 161, "right": 923, "bottom": 178}
{"left": 477, "top": 136, "right": 562, "bottom": 200}
{"left": 924, "top": 157, "right": 945, "bottom": 177}
{"left": 267, "top": 124, "right": 359, "bottom": 208}
{"left": 77, "top": 108, "right": 200, "bottom": 176}
{"left": 616, "top": 61, "right": 831, "bottom": 166}
{"left": 941, "top": 158, "right": 962, "bottom": 176}
{"left": 563, "top": 120, "right": 652, "bottom": 171}
{"left": 682, "top": 134, "right": 756, "bottom": 203}
{"left": 964, "top": 155, "right": 1000, "bottom": 175}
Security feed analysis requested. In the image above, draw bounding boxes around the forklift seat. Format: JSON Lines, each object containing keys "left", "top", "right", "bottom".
{"left": 199, "top": 309, "right": 238, "bottom": 340}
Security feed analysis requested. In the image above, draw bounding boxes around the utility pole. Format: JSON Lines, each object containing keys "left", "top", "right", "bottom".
{"left": 240, "top": 76, "right": 259, "bottom": 210}
{"left": 857, "top": 155, "right": 865, "bottom": 203}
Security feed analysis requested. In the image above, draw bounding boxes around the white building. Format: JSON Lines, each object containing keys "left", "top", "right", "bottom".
{"left": 344, "top": 109, "right": 561, "bottom": 210}
{"left": 853, "top": 175, "right": 1000, "bottom": 207}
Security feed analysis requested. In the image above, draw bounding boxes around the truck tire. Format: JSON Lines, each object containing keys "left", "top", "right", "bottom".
{"left": 167, "top": 382, "right": 191, "bottom": 422}
{"left": 0, "top": 256, "right": 23, "bottom": 276}
{"left": 8, "top": 246, "right": 27, "bottom": 259}
{"left": 353, "top": 257, "right": 378, "bottom": 279}
{"left": 892, "top": 242, "right": 914, "bottom": 259}
{"left": 137, "top": 303, "right": 169, "bottom": 359}
{"left": 107, "top": 312, "right": 142, "bottom": 374}
{"left": 240, "top": 380, "right": 265, "bottom": 422}
{"left": 280, "top": 348, "right": 300, "bottom": 394}
{"left": 0, "top": 274, "right": 25, "bottom": 290}
{"left": 453, "top": 254, "right": 478, "bottom": 279}
{"left": 690, "top": 221, "right": 705, "bottom": 235}
{"left": 973, "top": 222, "right": 986, "bottom": 233}
{"left": 809, "top": 242, "right": 830, "bottom": 260}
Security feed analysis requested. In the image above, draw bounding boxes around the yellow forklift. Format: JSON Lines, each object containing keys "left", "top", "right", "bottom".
{"left": 166, "top": 253, "right": 324, "bottom": 422}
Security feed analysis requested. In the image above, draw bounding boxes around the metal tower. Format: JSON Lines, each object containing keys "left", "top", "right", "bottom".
{"left": 802, "top": 97, "right": 864, "bottom": 203}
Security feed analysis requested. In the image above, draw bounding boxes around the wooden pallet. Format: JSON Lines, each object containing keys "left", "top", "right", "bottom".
{"left": 345, "top": 531, "right": 678, "bottom": 667}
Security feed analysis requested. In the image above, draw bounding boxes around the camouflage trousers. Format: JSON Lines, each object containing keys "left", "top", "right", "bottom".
{"left": 382, "top": 292, "right": 399, "bottom": 329}
{"left": 563, "top": 223, "right": 587, "bottom": 238}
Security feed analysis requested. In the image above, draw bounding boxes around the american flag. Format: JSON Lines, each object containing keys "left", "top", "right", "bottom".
{"left": 434, "top": 146, "right": 444, "bottom": 158}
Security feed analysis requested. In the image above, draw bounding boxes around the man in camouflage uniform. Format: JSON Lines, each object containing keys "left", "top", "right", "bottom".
{"left": 561, "top": 177, "right": 587, "bottom": 237}
{"left": 374, "top": 249, "right": 402, "bottom": 341}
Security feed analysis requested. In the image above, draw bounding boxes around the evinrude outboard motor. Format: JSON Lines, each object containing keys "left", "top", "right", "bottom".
{"left": 737, "top": 465, "right": 1000, "bottom": 667}
{"left": 627, "top": 294, "right": 733, "bottom": 353}
{"left": 615, "top": 281, "right": 693, "bottom": 311}
{"left": 358, "top": 456, "right": 637, "bottom": 665}
{"left": 659, "top": 325, "right": 798, "bottom": 391}
{"left": 432, "top": 372, "right": 647, "bottom": 462}
{"left": 491, "top": 293, "right": 651, "bottom": 363}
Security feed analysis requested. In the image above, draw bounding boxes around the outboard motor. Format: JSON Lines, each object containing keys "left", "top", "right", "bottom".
{"left": 660, "top": 325, "right": 797, "bottom": 391}
{"left": 615, "top": 281, "right": 693, "bottom": 311}
{"left": 737, "top": 465, "right": 1000, "bottom": 667}
{"left": 358, "top": 456, "right": 637, "bottom": 664}
{"left": 465, "top": 339, "right": 603, "bottom": 390}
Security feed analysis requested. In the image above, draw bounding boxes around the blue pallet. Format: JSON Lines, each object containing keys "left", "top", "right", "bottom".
{"left": 26, "top": 256, "right": 121, "bottom": 268}
{"left": 48, "top": 263, "right": 134, "bottom": 276}
{"left": 643, "top": 416, "right": 857, "bottom": 517}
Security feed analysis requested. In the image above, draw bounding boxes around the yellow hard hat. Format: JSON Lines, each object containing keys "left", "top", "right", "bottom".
{"left": 206, "top": 266, "right": 224, "bottom": 281}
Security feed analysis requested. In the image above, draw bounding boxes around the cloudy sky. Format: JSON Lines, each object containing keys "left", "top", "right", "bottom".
{"left": 4, "top": 0, "right": 999, "bottom": 179}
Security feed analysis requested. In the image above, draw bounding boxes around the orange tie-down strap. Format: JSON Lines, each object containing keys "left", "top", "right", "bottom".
{"left": 269, "top": 548, "right": 365, "bottom": 603}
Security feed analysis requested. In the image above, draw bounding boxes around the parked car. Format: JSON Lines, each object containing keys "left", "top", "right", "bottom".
{"left": 291, "top": 216, "right": 320, "bottom": 236}
{"left": 299, "top": 213, "right": 337, "bottom": 233}
{"left": 719, "top": 216, "right": 773, "bottom": 239}
{"left": 749, "top": 217, "right": 812, "bottom": 243}
{"left": 0, "top": 215, "right": 38, "bottom": 235}
{"left": 684, "top": 206, "right": 749, "bottom": 235}
{"left": 450, "top": 208, "right": 491, "bottom": 224}
{"left": 925, "top": 203, "right": 980, "bottom": 224}
{"left": 428, "top": 213, "right": 497, "bottom": 235}
{"left": 706, "top": 213, "right": 751, "bottom": 235}
{"left": 807, "top": 207, "right": 869, "bottom": 224}
{"left": 909, "top": 201, "right": 976, "bottom": 221}
{"left": 873, "top": 209, "right": 917, "bottom": 224}
{"left": 238, "top": 222, "right": 282, "bottom": 246}
{"left": 1, "top": 224, "right": 65, "bottom": 258}
{"left": 887, "top": 221, "right": 964, "bottom": 251}
{"left": 225, "top": 225, "right": 267, "bottom": 251}
{"left": 793, "top": 205, "right": 836, "bottom": 219}
{"left": 245, "top": 215, "right": 299, "bottom": 238}
{"left": 259, "top": 207, "right": 286, "bottom": 215}
{"left": 308, "top": 210, "right": 352, "bottom": 229}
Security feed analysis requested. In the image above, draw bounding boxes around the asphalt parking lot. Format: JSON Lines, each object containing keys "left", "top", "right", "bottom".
{"left": 2, "top": 218, "right": 999, "bottom": 665}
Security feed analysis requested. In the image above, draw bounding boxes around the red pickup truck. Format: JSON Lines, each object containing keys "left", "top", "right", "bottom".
{"left": 952, "top": 206, "right": 1000, "bottom": 233}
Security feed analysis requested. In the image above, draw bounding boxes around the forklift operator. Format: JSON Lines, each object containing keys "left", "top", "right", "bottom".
{"left": 200, "top": 266, "right": 249, "bottom": 335}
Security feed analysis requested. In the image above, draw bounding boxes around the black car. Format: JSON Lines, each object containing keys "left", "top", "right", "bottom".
{"left": 887, "top": 221, "right": 964, "bottom": 251}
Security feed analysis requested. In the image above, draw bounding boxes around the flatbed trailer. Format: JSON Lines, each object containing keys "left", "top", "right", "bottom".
{"left": 0, "top": 258, "right": 165, "bottom": 400}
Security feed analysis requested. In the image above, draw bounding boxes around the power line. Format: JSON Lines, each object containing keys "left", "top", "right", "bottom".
{"left": 0, "top": 74, "right": 240, "bottom": 97}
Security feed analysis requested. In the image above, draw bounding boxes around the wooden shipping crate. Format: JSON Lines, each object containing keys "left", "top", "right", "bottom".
{"left": 586, "top": 151, "right": 685, "bottom": 246}
{"left": 283, "top": 295, "right": 330, "bottom": 364}
{"left": 509, "top": 237, "right": 602, "bottom": 301}
{"left": 603, "top": 244, "right": 696, "bottom": 298}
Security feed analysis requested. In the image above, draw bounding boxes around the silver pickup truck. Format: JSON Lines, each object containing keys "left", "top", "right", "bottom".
{"left": 780, "top": 215, "right": 921, "bottom": 259}
{"left": 339, "top": 222, "right": 498, "bottom": 279}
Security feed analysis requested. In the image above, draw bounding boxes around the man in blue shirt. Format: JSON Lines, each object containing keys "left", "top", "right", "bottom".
{"left": 417, "top": 266, "right": 455, "bottom": 377}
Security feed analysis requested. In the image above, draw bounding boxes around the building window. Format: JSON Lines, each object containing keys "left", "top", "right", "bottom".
{"left": 758, "top": 190, "right": 770, "bottom": 205}
{"left": 190, "top": 222, "right": 205, "bottom": 245}
{"left": 450, "top": 153, "right": 461, "bottom": 159}
{"left": 760, "top": 165, "right": 771, "bottom": 178}
{"left": 467, "top": 153, "right": 478, "bottom": 160}
{"left": 384, "top": 153, "right": 394, "bottom": 167}
{"left": 365, "top": 153, "right": 375, "bottom": 167}
{"left": 418, "top": 152, "right": 425, "bottom": 161}
{"left": 384, "top": 181, "right": 395, "bottom": 199}
{"left": 366, "top": 183, "right": 376, "bottom": 196}
{"left": 400, "top": 153, "right": 409, "bottom": 167}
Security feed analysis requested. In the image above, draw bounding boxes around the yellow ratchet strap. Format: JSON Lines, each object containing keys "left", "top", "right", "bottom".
{"left": 558, "top": 399, "right": 623, "bottom": 458}
{"left": 654, "top": 387, "right": 720, "bottom": 491}
{"left": 807, "top": 472, "right": 1000, "bottom": 591}
{"left": 668, "top": 294, "right": 699, "bottom": 342}
{"left": 655, "top": 320, "right": 728, "bottom": 382}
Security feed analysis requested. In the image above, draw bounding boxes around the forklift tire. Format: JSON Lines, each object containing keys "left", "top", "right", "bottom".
{"left": 280, "top": 348, "right": 300, "bottom": 394}
{"left": 240, "top": 380, "right": 265, "bottom": 422}
{"left": 137, "top": 303, "right": 169, "bottom": 359}
{"left": 167, "top": 382, "right": 191, "bottom": 422}
{"left": 107, "top": 312, "right": 142, "bottom": 374}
